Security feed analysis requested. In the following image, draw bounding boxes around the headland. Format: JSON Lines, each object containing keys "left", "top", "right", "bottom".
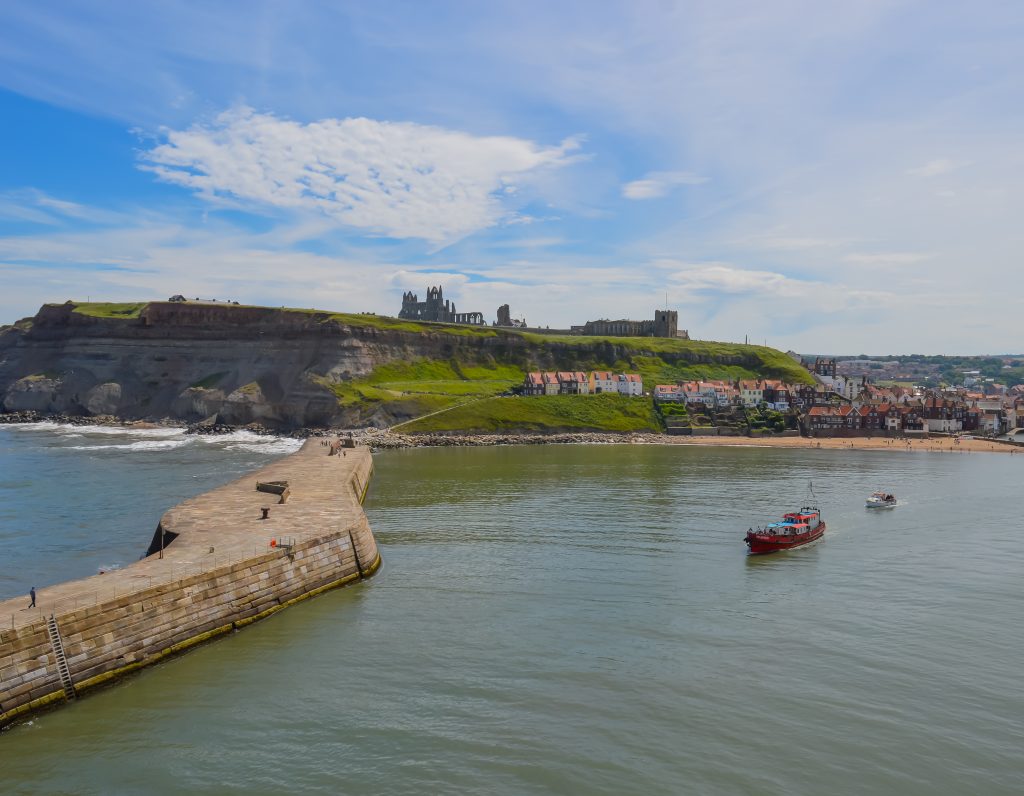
{"left": 0, "top": 300, "right": 808, "bottom": 431}
{"left": 0, "top": 438, "right": 380, "bottom": 729}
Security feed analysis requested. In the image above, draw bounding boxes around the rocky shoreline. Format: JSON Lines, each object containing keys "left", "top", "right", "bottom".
{"left": 0, "top": 410, "right": 668, "bottom": 448}
{"left": 4, "top": 411, "right": 1016, "bottom": 454}
{"left": 349, "top": 428, "right": 667, "bottom": 449}
{"left": 0, "top": 410, "right": 185, "bottom": 431}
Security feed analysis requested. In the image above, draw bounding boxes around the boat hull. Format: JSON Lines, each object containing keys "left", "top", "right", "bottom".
{"left": 745, "top": 523, "right": 826, "bottom": 554}
{"left": 866, "top": 501, "right": 897, "bottom": 509}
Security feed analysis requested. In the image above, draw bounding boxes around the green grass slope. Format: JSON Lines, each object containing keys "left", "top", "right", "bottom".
{"left": 320, "top": 359, "right": 522, "bottom": 421}
{"left": 70, "top": 302, "right": 148, "bottom": 319}
{"left": 399, "top": 393, "right": 662, "bottom": 434}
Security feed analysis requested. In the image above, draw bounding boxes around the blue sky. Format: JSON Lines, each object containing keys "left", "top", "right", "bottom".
{"left": 1, "top": 1, "right": 1022, "bottom": 353}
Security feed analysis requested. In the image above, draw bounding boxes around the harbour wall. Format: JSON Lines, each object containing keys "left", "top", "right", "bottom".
{"left": 0, "top": 440, "right": 380, "bottom": 729}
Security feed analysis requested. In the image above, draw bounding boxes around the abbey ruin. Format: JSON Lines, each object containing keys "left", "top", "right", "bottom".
{"left": 398, "top": 285, "right": 686, "bottom": 338}
{"left": 398, "top": 286, "right": 485, "bottom": 325}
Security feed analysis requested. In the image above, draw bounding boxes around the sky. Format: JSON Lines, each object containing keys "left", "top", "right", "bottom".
{"left": 0, "top": 1, "right": 1022, "bottom": 354}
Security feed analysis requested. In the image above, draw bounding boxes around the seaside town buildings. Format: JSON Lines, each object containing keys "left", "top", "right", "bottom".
{"left": 537, "top": 363, "right": 1024, "bottom": 438}
{"left": 523, "top": 371, "right": 644, "bottom": 397}
{"left": 522, "top": 364, "right": 1023, "bottom": 438}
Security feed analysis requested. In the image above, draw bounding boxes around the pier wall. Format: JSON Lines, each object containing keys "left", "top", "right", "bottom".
{"left": 0, "top": 443, "right": 379, "bottom": 729}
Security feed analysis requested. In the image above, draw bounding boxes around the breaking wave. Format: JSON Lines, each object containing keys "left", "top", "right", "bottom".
{"left": 65, "top": 439, "right": 192, "bottom": 452}
{"left": 10, "top": 422, "right": 302, "bottom": 454}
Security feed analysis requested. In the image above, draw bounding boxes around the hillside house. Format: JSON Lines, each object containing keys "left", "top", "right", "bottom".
{"left": 858, "top": 405, "right": 884, "bottom": 430}
{"left": 525, "top": 370, "right": 642, "bottom": 398}
{"left": 524, "top": 372, "right": 544, "bottom": 396}
{"left": 762, "top": 380, "right": 791, "bottom": 411}
{"left": 654, "top": 385, "right": 684, "bottom": 403}
{"left": 590, "top": 371, "right": 617, "bottom": 394}
{"left": 739, "top": 379, "right": 764, "bottom": 407}
{"left": 791, "top": 384, "right": 817, "bottom": 410}
{"left": 922, "top": 397, "right": 965, "bottom": 433}
{"left": 617, "top": 373, "right": 644, "bottom": 396}
{"left": 557, "top": 371, "right": 590, "bottom": 395}
{"left": 680, "top": 382, "right": 705, "bottom": 405}
{"left": 806, "top": 406, "right": 844, "bottom": 432}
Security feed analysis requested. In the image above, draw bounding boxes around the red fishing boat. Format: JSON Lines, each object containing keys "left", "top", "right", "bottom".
{"left": 744, "top": 506, "right": 825, "bottom": 554}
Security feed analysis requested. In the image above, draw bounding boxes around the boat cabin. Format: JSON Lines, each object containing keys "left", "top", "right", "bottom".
{"left": 762, "top": 521, "right": 810, "bottom": 537}
{"left": 782, "top": 509, "right": 820, "bottom": 529}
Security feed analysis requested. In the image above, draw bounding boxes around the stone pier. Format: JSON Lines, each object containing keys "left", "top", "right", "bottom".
{"left": 0, "top": 439, "right": 380, "bottom": 729}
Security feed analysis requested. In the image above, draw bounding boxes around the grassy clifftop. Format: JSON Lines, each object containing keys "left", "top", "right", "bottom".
{"left": 58, "top": 301, "right": 810, "bottom": 383}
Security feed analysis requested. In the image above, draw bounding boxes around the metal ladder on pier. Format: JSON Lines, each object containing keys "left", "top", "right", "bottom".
{"left": 46, "top": 615, "right": 76, "bottom": 701}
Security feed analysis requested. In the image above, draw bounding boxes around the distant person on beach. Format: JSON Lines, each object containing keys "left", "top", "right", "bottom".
{"left": 28, "top": 586, "right": 36, "bottom": 608}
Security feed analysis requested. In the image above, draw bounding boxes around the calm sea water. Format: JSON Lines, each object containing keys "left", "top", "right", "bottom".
{"left": 1, "top": 430, "right": 1023, "bottom": 795}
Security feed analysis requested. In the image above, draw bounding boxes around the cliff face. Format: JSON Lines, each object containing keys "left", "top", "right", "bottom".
{"left": 0, "top": 302, "right": 804, "bottom": 430}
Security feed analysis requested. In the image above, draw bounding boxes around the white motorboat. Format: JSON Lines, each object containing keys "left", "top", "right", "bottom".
{"left": 866, "top": 491, "right": 897, "bottom": 509}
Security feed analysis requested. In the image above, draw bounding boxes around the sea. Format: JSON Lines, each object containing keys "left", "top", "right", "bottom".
{"left": 1, "top": 424, "right": 1022, "bottom": 795}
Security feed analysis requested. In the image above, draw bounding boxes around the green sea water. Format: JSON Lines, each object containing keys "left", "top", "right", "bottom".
{"left": 2, "top": 432, "right": 1023, "bottom": 795}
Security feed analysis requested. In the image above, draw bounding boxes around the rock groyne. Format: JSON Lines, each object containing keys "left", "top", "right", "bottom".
{"left": 0, "top": 439, "right": 380, "bottom": 730}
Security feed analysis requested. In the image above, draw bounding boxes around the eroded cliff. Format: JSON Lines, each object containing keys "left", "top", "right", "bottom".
{"left": 0, "top": 301, "right": 810, "bottom": 430}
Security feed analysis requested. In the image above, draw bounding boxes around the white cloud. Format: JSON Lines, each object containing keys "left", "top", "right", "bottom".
{"left": 843, "top": 252, "right": 931, "bottom": 267}
{"left": 141, "top": 107, "right": 582, "bottom": 244}
{"left": 907, "top": 158, "right": 970, "bottom": 178}
{"left": 0, "top": 189, "right": 124, "bottom": 226}
{"left": 667, "top": 262, "right": 814, "bottom": 297}
{"left": 622, "top": 171, "right": 708, "bottom": 200}
{"left": 663, "top": 261, "right": 893, "bottom": 309}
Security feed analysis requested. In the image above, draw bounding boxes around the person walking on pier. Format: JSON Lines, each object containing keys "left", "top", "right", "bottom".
{"left": 28, "top": 586, "right": 36, "bottom": 608}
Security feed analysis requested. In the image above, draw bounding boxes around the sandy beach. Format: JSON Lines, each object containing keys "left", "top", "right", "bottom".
{"left": 352, "top": 427, "right": 1023, "bottom": 454}
{"left": 660, "top": 434, "right": 1020, "bottom": 454}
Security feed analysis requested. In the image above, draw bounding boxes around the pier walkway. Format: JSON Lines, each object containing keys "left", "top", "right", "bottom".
{"left": 0, "top": 439, "right": 379, "bottom": 727}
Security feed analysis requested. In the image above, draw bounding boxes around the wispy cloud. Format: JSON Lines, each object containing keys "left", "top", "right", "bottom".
{"left": 141, "top": 107, "right": 583, "bottom": 244}
{"left": 0, "top": 189, "right": 124, "bottom": 226}
{"left": 667, "top": 262, "right": 817, "bottom": 298}
{"left": 662, "top": 260, "right": 893, "bottom": 309}
{"left": 737, "top": 233, "right": 859, "bottom": 251}
{"left": 622, "top": 171, "right": 707, "bottom": 200}
{"left": 844, "top": 252, "right": 931, "bottom": 267}
{"left": 907, "top": 158, "right": 970, "bottom": 178}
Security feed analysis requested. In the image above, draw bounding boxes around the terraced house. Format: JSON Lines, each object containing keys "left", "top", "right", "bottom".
{"left": 523, "top": 371, "right": 643, "bottom": 397}
{"left": 590, "top": 371, "right": 617, "bottom": 394}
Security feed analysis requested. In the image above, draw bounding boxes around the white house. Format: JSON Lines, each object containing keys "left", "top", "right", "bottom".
{"left": 616, "top": 373, "right": 643, "bottom": 396}
{"left": 590, "top": 371, "right": 617, "bottom": 394}
{"left": 695, "top": 381, "right": 731, "bottom": 407}
{"left": 739, "top": 379, "right": 764, "bottom": 407}
{"left": 681, "top": 382, "right": 705, "bottom": 405}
